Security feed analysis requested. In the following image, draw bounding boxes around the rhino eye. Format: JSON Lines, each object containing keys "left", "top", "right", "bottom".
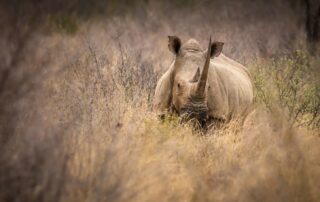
{"left": 177, "top": 83, "right": 181, "bottom": 88}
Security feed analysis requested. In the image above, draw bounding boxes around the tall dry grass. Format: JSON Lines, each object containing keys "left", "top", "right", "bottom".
{"left": 0, "top": 1, "right": 319, "bottom": 202}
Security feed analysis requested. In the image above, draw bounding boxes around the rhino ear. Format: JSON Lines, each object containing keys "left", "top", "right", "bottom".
{"left": 168, "top": 36, "right": 181, "bottom": 55}
{"left": 209, "top": 42, "right": 224, "bottom": 57}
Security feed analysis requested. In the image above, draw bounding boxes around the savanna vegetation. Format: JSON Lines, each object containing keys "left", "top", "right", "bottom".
{"left": 0, "top": 1, "right": 319, "bottom": 202}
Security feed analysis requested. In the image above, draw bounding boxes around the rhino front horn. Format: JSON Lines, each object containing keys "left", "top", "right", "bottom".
{"left": 196, "top": 36, "right": 211, "bottom": 97}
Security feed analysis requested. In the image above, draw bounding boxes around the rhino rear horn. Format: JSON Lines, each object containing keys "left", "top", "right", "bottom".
{"left": 190, "top": 68, "right": 200, "bottom": 83}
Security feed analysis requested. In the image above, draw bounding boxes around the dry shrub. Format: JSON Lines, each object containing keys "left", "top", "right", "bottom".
{"left": 252, "top": 51, "right": 320, "bottom": 128}
{"left": 28, "top": 31, "right": 318, "bottom": 201}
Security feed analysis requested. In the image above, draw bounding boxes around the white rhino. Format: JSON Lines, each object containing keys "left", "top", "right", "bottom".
{"left": 153, "top": 36, "right": 253, "bottom": 127}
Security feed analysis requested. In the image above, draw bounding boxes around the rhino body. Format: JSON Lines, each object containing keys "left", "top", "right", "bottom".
{"left": 153, "top": 37, "right": 253, "bottom": 126}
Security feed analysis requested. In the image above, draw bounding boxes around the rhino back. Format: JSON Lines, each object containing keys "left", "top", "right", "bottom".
{"left": 207, "top": 55, "right": 253, "bottom": 120}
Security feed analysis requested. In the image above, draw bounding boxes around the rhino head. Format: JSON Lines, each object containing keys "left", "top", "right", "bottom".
{"left": 166, "top": 36, "right": 224, "bottom": 126}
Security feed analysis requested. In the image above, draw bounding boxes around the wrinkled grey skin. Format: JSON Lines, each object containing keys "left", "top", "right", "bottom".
{"left": 153, "top": 36, "right": 253, "bottom": 127}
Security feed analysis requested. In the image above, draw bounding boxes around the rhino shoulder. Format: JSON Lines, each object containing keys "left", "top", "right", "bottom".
{"left": 153, "top": 63, "right": 175, "bottom": 113}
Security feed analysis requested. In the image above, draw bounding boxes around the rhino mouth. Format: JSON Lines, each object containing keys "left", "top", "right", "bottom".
{"left": 181, "top": 108, "right": 208, "bottom": 128}
{"left": 180, "top": 98, "right": 208, "bottom": 127}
